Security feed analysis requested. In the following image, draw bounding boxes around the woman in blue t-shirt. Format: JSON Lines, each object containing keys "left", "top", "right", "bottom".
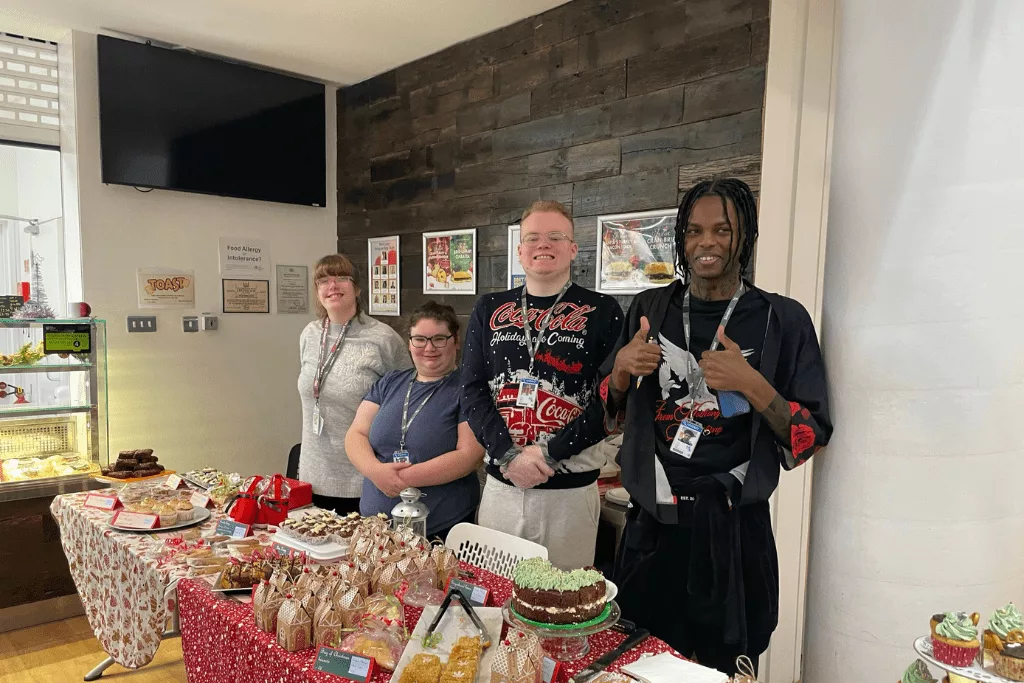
{"left": 345, "top": 302, "right": 483, "bottom": 540}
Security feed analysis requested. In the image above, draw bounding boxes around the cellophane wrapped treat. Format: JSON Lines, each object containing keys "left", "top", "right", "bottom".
{"left": 339, "top": 620, "right": 405, "bottom": 671}
{"left": 276, "top": 593, "right": 312, "bottom": 652}
{"left": 362, "top": 593, "right": 405, "bottom": 629}
{"left": 491, "top": 629, "right": 541, "bottom": 683}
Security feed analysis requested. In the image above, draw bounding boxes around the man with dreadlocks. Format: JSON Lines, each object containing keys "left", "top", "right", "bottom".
{"left": 600, "top": 178, "right": 832, "bottom": 674}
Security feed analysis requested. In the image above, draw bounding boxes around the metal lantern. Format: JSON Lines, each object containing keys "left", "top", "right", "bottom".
{"left": 391, "top": 487, "right": 429, "bottom": 539}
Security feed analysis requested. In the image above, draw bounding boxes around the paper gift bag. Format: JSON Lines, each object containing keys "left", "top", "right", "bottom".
{"left": 491, "top": 629, "right": 542, "bottom": 683}
{"left": 226, "top": 475, "right": 263, "bottom": 527}
{"left": 276, "top": 594, "right": 312, "bottom": 652}
{"left": 314, "top": 604, "right": 347, "bottom": 649}
{"left": 336, "top": 586, "right": 366, "bottom": 628}
{"left": 257, "top": 588, "right": 285, "bottom": 634}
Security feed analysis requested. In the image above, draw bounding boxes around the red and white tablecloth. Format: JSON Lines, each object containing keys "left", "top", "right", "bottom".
{"left": 179, "top": 561, "right": 679, "bottom": 683}
{"left": 50, "top": 490, "right": 221, "bottom": 669}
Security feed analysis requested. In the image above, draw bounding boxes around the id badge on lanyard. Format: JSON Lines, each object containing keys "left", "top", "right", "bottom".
{"left": 518, "top": 282, "right": 571, "bottom": 408}
{"left": 312, "top": 319, "right": 349, "bottom": 437}
{"left": 313, "top": 402, "right": 325, "bottom": 436}
{"left": 675, "top": 283, "right": 745, "bottom": 457}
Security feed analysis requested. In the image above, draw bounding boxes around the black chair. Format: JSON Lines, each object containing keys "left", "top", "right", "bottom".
{"left": 286, "top": 443, "right": 300, "bottom": 479}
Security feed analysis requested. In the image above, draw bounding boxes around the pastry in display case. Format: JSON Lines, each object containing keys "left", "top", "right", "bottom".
{"left": 0, "top": 318, "right": 108, "bottom": 499}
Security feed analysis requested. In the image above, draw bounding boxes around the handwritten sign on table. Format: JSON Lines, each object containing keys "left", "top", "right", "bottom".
{"left": 110, "top": 510, "right": 158, "bottom": 529}
{"left": 446, "top": 577, "right": 490, "bottom": 606}
{"left": 84, "top": 493, "right": 120, "bottom": 511}
{"left": 215, "top": 518, "right": 250, "bottom": 539}
{"left": 164, "top": 474, "right": 185, "bottom": 489}
{"left": 190, "top": 492, "right": 212, "bottom": 508}
{"left": 313, "top": 646, "right": 375, "bottom": 681}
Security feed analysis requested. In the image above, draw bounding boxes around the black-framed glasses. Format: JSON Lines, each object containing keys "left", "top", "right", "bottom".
{"left": 410, "top": 334, "right": 453, "bottom": 348}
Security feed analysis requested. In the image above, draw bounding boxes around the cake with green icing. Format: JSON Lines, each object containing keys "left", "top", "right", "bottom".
{"left": 511, "top": 558, "right": 606, "bottom": 625}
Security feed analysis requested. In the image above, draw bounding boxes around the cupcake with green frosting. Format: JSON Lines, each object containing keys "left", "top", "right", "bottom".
{"left": 984, "top": 602, "right": 1024, "bottom": 654}
{"left": 898, "top": 659, "right": 936, "bottom": 683}
{"left": 930, "top": 611, "right": 980, "bottom": 667}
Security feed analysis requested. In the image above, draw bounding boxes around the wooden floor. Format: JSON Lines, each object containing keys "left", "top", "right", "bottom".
{"left": 0, "top": 617, "right": 187, "bottom": 683}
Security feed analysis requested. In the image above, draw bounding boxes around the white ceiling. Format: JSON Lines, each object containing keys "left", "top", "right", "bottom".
{"left": 0, "top": 0, "right": 569, "bottom": 84}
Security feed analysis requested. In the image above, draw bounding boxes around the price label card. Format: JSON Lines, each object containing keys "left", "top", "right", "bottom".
{"left": 190, "top": 492, "right": 212, "bottom": 508}
{"left": 42, "top": 323, "right": 91, "bottom": 354}
{"left": 542, "top": 656, "right": 561, "bottom": 683}
{"left": 313, "top": 646, "right": 376, "bottom": 681}
{"left": 272, "top": 543, "right": 294, "bottom": 558}
{"left": 84, "top": 493, "right": 120, "bottom": 511}
{"left": 164, "top": 474, "right": 185, "bottom": 489}
{"left": 446, "top": 577, "right": 490, "bottom": 606}
{"left": 215, "top": 518, "right": 251, "bottom": 539}
{"left": 111, "top": 510, "right": 159, "bottom": 529}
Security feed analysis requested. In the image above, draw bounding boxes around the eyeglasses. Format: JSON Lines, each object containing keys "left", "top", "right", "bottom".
{"left": 316, "top": 276, "right": 354, "bottom": 288}
{"left": 521, "top": 232, "right": 572, "bottom": 245}
{"left": 410, "top": 334, "right": 453, "bottom": 348}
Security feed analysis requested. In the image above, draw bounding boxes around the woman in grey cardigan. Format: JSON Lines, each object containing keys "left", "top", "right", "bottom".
{"left": 297, "top": 253, "right": 410, "bottom": 513}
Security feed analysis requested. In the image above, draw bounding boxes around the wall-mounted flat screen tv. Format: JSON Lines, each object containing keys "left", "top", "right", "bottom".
{"left": 97, "top": 34, "right": 326, "bottom": 207}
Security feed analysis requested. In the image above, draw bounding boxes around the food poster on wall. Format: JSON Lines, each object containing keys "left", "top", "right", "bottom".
{"left": 596, "top": 209, "right": 678, "bottom": 294}
{"left": 137, "top": 269, "right": 196, "bottom": 308}
{"left": 367, "top": 235, "right": 400, "bottom": 316}
{"left": 507, "top": 224, "right": 526, "bottom": 289}
{"left": 423, "top": 228, "right": 476, "bottom": 294}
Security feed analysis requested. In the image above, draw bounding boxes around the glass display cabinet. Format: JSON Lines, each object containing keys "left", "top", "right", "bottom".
{"left": 0, "top": 318, "right": 108, "bottom": 501}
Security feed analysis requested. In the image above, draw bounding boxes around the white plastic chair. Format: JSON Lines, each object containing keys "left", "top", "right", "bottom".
{"left": 444, "top": 522, "right": 548, "bottom": 580}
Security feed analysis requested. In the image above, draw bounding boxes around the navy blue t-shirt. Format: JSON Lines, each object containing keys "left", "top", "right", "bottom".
{"left": 361, "top": 368, "right": 479, "bottom": 535}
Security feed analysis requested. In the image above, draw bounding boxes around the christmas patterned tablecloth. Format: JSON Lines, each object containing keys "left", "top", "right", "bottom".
{"left": 50, "top": 490, "right": 221, "bottom": 669}
{"left": 179, "top": 561, "right": 679, "bottom": 683}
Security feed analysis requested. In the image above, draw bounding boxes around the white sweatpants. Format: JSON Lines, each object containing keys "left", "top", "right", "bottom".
{"left": 477, "top": 476, "right": 600, "bottom": 569}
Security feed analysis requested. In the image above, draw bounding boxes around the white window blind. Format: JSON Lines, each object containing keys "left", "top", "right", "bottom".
{"left": 0, "top": 33, "right": 59, "bottom": 147}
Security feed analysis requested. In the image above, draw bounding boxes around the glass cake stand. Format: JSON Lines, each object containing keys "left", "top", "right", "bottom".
{"left": 502, "top": 598, "right": 621, "bottom": 661}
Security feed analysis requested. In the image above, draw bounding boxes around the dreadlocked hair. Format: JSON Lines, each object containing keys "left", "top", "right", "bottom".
{"left": 674, "top": 177, "right": 759, "bottom": 281}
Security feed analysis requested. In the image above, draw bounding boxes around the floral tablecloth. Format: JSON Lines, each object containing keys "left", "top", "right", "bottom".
{"left": 50, "top": 490, "right": 221, "bottom": 669}
{"left": 179, "top": 561, "right": 679, "bottom": 683}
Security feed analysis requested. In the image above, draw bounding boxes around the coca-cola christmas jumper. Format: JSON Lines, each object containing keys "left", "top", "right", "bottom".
{"left": 461, "top": 283, "right": 623, "bottom": 490}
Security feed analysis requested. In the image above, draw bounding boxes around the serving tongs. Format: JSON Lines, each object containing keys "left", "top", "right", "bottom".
{"left": 423, "top": 588, "right": 493, "bottom": 649}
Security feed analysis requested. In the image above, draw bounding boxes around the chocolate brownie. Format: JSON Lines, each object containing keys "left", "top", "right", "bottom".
{"left": 134, "top": 468, "right": 161, "bottom": 478}
{"left": 136, "top": 454, "right": 158, "bottom": 464}
{"left": 113, "top": 459, "right": 138, "bottom": 471}
{"left": 107, "top": 470, "right": 132, "bottom": 479}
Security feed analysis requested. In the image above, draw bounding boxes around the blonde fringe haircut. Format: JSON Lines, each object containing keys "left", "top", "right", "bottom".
{"left": 520, "top": 200, "right": 574, "bottom": 237}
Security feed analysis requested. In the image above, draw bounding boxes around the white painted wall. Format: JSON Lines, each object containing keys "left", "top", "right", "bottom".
{"left": 63, "top": 31, "right": 337, "bottom": 476}
{"left": 804, "top": 2, "right": 1024, "bottom": 680}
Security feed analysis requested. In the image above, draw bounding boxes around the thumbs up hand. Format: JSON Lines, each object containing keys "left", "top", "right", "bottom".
{"left": 611, "top": 315, "right": 662, "bottom": 391}
{"left": 699, "top": 325, "right": 756, "bottom": 392}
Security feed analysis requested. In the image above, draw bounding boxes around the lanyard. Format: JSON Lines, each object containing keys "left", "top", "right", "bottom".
{"left": 399, "top": 373, "right": 448, "bottom": 451}
{"left": 681, "top": 282, "right": 745, "bottom": 403}
{"left": 520, "top": 281, "right": 572, "bottom": 375}
{"left": 313, "top": 319, "right": 350, "bottom": 402}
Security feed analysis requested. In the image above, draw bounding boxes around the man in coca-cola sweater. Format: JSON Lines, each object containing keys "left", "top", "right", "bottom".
{"left": 461, "top": 200, "right": 623, "bottom": 568}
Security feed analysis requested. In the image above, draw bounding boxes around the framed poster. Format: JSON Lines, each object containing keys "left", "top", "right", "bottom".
{"left": 222, "top": 279, "right": 270, "bottom": 313}
{"left": 276, "top": 265, "right": 308, "bottom": 314}
{"left": 507, "top": 224, "right": 526, "bottom": 289}
{"left": 596, "top": 209, "right": 678, "bottom": 294}
{"left": 423, "top": 228, "right": 477, "bottom": 295}
{"left": 367, "top": 236, "right": 400, "bottom": 316}
{"left": 137, "top": 269, "right": 196, "bottom": 309}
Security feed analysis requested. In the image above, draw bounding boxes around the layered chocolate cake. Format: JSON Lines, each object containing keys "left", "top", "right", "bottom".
{"left": 511, "top": 558, "right": 607, "bottom": 625}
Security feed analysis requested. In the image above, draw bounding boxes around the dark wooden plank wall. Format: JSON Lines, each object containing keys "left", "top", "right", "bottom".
{"left": 337, "top": 0, "right": 769, "bottom": 337}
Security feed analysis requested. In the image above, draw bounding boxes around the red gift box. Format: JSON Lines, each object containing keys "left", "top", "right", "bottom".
{"left": 285, "top": 477, "right": 311, "bottom": 510}
{"left": 257, "top": 474, "right": 291, "bottom": 527}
